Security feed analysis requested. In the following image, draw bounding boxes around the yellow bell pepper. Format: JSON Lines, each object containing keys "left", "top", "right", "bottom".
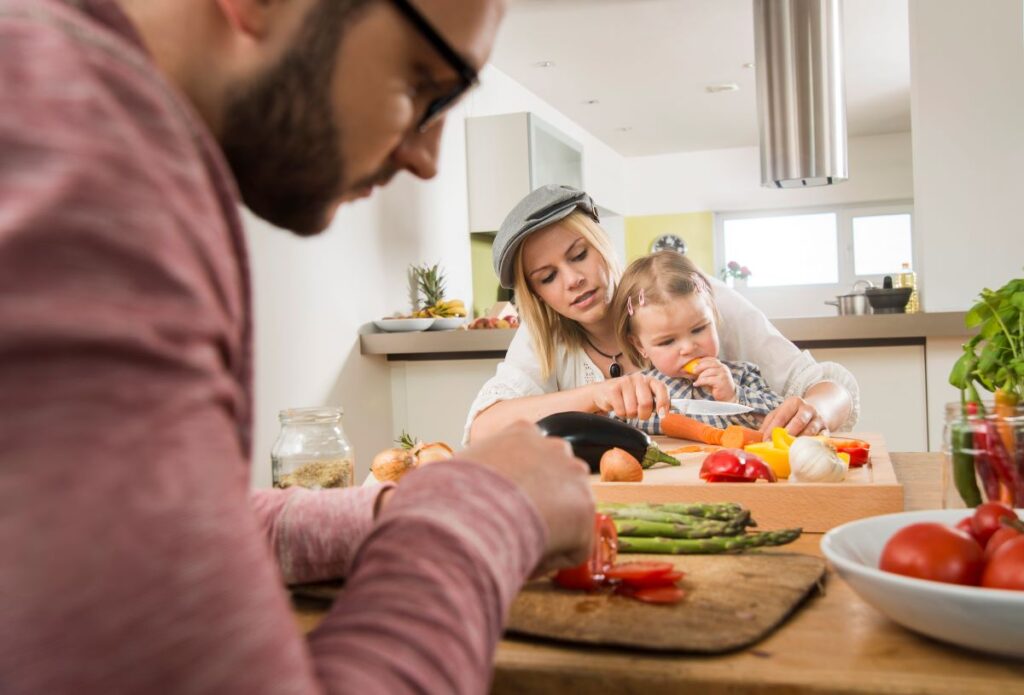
{"left": 744, "top": 441, "right": 791, "bottom": 479}
{"left": 771, "top": 427, "right": 795, "bottom": 451}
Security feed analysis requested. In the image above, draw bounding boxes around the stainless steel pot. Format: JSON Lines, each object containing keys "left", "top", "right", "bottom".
{"left": 825, "top": 281, "right": 873, "bottom": 315}
{"left": 825, "top": 293, "right": 872, "bottom": 315}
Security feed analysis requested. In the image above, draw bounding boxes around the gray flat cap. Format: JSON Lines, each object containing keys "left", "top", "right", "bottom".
{"left": 492, "top": 184, "right": 600, "bottom": 289}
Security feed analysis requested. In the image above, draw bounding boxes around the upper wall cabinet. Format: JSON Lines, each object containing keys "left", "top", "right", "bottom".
{"left": 465, "top": 112, "right": 584, "bottom": 233}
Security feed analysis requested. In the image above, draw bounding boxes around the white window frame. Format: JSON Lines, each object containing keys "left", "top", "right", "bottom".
{"left": 713, "top": 201, "right": 914, "bottom": 317}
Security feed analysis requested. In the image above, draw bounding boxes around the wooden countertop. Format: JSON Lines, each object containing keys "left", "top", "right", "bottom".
{"left": 359, "top": 312, "right": 971, "bottom": 359}
{"left": 292, "top": 453, "right": 1024, "bottom": 693}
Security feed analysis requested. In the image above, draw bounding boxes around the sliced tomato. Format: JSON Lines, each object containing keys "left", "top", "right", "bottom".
{"left": 553, "top": 513, "right": 619, "bottom": 591}
{"left": 631, "top": 585, "right": 686, "bottom": 604}
{"left": 605, "top": 561, "right": 674, "bottom": 581}
{"left": 620, "top": 570, "right": 684, "bottom": 589}
{"left": 553, "top": 563, "right": 599, "bottom": 591}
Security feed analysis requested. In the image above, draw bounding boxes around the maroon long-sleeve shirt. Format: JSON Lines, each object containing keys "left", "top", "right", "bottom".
{"left": 0, "top": 1, "right": 547, "bottom": 692}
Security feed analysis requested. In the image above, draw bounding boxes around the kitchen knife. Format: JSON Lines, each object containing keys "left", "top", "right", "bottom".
{"left": 670, "top": 399, "right": 753, "bottom": 416}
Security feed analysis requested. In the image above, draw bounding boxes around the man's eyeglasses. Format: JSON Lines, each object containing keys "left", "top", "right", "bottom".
{"left": 390, "top": 0, "right": 479, "bottom": 132}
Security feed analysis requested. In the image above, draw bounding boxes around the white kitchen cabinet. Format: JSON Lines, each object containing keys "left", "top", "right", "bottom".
{"left": 812, "top": 345, "right": 929, "bottom": 452}
{"left": 465, "top": 112, "right": 583, "bottom": 232}
{"left": 389, "top": 358, "right": 502, "bottom": 448}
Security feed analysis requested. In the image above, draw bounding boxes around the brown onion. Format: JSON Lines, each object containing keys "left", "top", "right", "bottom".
{"left": 600, "top": 447, "right": 643, "bottom": 482}
{"left": 371, "top": 447, "right": 416, "bottom": 482}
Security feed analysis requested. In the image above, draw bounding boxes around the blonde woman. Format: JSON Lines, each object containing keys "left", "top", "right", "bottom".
{"left": 465, "top": 185, "right": 858, "bottom": 444}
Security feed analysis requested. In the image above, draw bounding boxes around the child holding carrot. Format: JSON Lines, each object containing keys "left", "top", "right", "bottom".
{"left": 610, "top": 251, "right": 784, "bottom": 436}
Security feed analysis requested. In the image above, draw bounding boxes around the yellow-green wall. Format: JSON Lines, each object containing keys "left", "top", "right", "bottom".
{"left": 470, "top": 233, "right": 498, "bottom": 318}
{"left": 624, "top": 212, "right": 714, "bottom": 276}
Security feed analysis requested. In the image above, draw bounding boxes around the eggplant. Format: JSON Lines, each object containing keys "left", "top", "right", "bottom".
{"left": 535, "top": 411, "right": 680, "bottom": 474}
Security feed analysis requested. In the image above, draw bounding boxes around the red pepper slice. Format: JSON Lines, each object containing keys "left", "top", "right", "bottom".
{"left": 839, "top": 446, "right": 870, "bottom": 467}
{"left": 700, "top": 449, "right": 777, "bottom": 483}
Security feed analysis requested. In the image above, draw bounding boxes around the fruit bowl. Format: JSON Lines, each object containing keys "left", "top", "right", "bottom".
{"left": 821, "top": 509, "right": 1024, "bottom": 658}
{"left": 373, "top": 318, "right": 435, "bottom": 332}
{"left": 428, "top": 317, "right": 466, "bottom": 331}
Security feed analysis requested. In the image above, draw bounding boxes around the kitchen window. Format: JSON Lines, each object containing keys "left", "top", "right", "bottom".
{"left": 714, "top": 202, "right": 914, "bottom": 317}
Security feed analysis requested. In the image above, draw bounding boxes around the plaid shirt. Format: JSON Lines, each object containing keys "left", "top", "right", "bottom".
{"left": 625, "top": 360, "right": 784, "bottom": 434}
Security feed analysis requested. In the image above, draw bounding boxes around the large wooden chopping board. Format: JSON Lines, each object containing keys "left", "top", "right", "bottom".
{"left": 505, "top": 552, "right": 826, "bottom": 653}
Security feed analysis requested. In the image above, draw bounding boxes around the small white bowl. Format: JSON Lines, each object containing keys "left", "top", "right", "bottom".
{"left": 821, "top": 509, "right": 1024, "bottom": 659}
{"left": 428, "top": 317, "right": 466, "bottom": 331}
{"left": 373, "top": 318, "right": 435, "bottom": 332}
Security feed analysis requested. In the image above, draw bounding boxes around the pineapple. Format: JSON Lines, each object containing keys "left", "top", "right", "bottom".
{"left": 410, "top": 263, "right": 467, "bottom": 318}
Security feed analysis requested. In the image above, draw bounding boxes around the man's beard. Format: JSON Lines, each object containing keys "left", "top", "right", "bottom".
{"left": 220, "top": 2, "right": 365, "bottom": 236}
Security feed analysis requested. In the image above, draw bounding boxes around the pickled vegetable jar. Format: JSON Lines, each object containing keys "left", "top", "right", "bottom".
{"left": 271, "top": 406, "right": 354, "bottom": 489}
{"left": 942, "top": 401, "right": 1024, "bottom": 509}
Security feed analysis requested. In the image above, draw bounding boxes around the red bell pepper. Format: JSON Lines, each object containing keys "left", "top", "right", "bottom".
{"left": 699, "top": 449, "right": 777, "bottom": 483}
{"left": 827, "top": 437, "right": 871, "bottom": 467}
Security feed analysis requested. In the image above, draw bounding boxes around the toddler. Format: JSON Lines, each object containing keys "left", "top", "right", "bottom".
{"left": 610, "top": 251, "right": 783, "bottom": 434}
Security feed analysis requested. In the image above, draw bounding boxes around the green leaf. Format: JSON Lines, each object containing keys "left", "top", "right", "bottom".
{"left": 949, "top": 353, "right": 972, "bottom": 388}
{"left": 965, "top": 303, "right": 991, "bottom": 327}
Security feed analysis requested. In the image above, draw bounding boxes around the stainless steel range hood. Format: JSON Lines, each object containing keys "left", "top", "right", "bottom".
{"left": 753, "top": 0, "right": 848, "bottom": 188}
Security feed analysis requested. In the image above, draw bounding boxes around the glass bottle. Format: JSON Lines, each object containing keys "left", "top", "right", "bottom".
{"left": 942, "top": 400, "right": 1024, "bottom": 508}
{"left": 897, "top": 262, "right": 920, "bottom": 313}
{"left": 271, "top": 406, "right": 354, "bottom": 490}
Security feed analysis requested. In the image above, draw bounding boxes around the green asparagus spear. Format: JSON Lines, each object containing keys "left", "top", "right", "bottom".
{"left": 598, "top": 501, "right": 747, "bottom": 522}
{"left": 600, "top": 506, "right": 752, "bottom": 528}
{"left": 612, "top": 517, "right": 752, "bottom": 539}
{"left": 617, "top": 529, "right": 802, "bottom": 554}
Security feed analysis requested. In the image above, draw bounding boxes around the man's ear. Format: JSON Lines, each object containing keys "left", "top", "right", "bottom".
{"left": 215, "top": 0, "right": 277, "bottom": 38}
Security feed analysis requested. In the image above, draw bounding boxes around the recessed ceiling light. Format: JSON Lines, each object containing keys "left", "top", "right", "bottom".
{"left": 534, "top": 60, "right": 556, "bottom": 68}
{"left": 706, "top": 83, "right": 740, "bottom": 94}
{"left": 742, "top": 62, "right": 755, "bottom": 69}
{"left": 583, "top": 99, "right": 600, "bottom": 105}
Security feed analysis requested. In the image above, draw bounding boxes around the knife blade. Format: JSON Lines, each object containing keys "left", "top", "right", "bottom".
{"left": 670, "top": 399, "right": 753, "bottom": 416}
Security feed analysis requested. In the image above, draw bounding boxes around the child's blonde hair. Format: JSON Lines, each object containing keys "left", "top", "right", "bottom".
{"left": 611, "top": 251, "right": 717, "bottom": 368}
{"left": 513, "top": 210, "right": 623, "bottom": 380}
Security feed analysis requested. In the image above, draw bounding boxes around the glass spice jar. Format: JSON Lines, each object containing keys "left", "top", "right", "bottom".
{"left": 271, "top": 406, "right": 354, "bottom": 490}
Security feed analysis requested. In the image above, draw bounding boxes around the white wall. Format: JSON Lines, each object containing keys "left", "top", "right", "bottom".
{"left": 625, "top": 131, "right": 914, "bottom": 216}
{"left": 909, "top": 0, "right": 1024, "bottom": 311}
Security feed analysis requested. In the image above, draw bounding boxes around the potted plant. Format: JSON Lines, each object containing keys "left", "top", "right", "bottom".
{"left": 947, "top": 273, "right": 1023, "bottom": 506}
{"left": 720, "top": 261, "right": 752, "bottom": 288}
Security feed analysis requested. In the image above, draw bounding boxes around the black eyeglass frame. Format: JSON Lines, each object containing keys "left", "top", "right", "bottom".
{"left": 389, "top": 0, "right": 480, "bottom": 132}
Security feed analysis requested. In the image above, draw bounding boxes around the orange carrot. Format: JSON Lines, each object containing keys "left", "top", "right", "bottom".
{"left": 660, "top": 414, "right": 724, "bottom": 445}
{"left": 720, "top": 426, "right": 748, "bottom": 450}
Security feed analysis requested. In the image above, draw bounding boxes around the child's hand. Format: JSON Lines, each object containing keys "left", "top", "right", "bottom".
{"left": 692, "top": 358, "right": 736, "bottom": 402}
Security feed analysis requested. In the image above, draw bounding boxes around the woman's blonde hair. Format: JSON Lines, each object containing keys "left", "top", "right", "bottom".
{"left": 610, "top": 251, "right": 717, "bottom": 368}
{"left": 513, "top": 210, "right": 623, "bottom": 380}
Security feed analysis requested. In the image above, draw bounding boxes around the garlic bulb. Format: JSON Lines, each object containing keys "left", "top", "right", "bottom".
{"left": 788, "top": 437, "right": 847, "bottom": 483}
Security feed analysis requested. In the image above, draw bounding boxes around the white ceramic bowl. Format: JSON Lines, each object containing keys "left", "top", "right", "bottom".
{"left": 373, "top": 317, "right": 435, "bottom": 332}
{"left": 428, "top": 316, "right": 466, "bottom": 331}
{"left": 821, "top": 509, "right": 1024, "bottom": 659}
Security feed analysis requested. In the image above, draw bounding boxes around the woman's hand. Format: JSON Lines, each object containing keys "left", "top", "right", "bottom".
{"left": 589, "top": 373, "right": 671, "bottom": 420}
{"left": 761, "top": 396, "right": 828, "bottom": 437}
{"left": 692, "top": 358, "right": 736, "bottom": 402}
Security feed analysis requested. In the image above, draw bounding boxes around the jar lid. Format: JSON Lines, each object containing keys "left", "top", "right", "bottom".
{"left": 279, "top": 406, "right": 343, "bottom": 424}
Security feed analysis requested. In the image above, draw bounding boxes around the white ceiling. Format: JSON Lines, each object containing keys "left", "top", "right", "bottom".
{"left": 491, "top": 0, "right": 911, "bottom": 157}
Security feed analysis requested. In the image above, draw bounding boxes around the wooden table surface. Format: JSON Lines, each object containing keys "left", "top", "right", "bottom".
{"left": 292, "top": 453, "right": 1024, "bottom": 694}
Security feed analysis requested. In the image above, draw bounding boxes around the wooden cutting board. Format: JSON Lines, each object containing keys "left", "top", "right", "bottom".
{"left": 505, "top": 552, "right": 826, "bottom": 653}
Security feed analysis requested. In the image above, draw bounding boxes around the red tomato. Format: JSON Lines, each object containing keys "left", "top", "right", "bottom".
{"left": 971, "top": 502, "right": 1018, "bottom": 547}
{"left": 955, "top": 517, "right": 982, "bottom": 545}
{"left": 985, "top": 526, "right": 1022, "bottom": 561}
{"left": 981, "top": 536, "right": 1024, "bottom": 591}
{"left": 620, "top": 570, "right": 685, "bottom": 589}
{"left": 553, "top": 513, "right": 619, "bottom": 591}
{"left": 700, "top": 449, "right": 776, "bottom": 483}
{"left": 879, "top": 522, "right": 985, "bottom": 586}
{"left": 630, "top": 585, "right": 686, "bottom": 605}
{"left": 604, "top": 561, "right": 674, "bottom": 581}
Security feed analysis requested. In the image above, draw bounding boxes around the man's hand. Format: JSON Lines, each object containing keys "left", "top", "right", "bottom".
{"left": 589, "top": 373, "right": 671, "bottom": 420}
{"left": 760, "top": 396, "right": 827, "bottom": 437}
{"left": 459, "top": 421, "right": 594, "bottom": 575}
{"left": 692, "top": 358, "right": 737, "bottom": 402}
